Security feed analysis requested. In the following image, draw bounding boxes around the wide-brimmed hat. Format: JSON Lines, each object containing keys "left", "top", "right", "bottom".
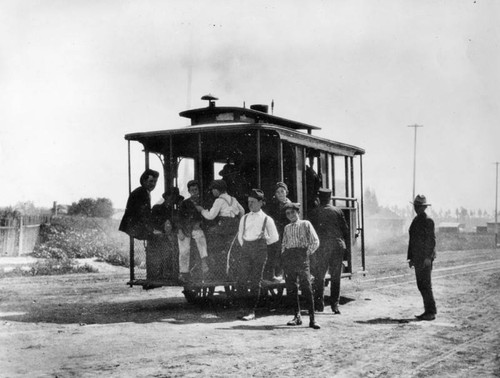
{"left": 283, "top": 202, "right": 301, "bottom": 212}
{"left": 411, "top": 194, "right": 431, "bottom": 206}
{"left": 219, "top": 163, "right": 237, "bottom": 177}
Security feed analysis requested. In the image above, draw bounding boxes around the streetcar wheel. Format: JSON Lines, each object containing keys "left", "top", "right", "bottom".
{"left": 182, "top": 288, "right": 201, "bottom": 304}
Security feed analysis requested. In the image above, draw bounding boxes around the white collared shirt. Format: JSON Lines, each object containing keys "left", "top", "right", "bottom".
{"left": 201, "top": 193, "right": 244, "bottom": 220}
{"left": 238, "top": 209, "right": 279, "bottom": 246}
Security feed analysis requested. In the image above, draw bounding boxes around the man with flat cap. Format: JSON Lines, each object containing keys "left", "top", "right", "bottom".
{"left": 309, "top": 188, "right": 349, "bottom": 314}
{"left": 281, "top": 202, "right": 321, "bottom": 329}
{"left": 408, "top": 194, "right": 437, "bottom": 321}
{"left": 237, "top": 189, "right": 279, "bottom": 321}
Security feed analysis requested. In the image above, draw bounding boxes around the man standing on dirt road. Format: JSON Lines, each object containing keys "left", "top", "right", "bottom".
{"left": 309, "top": 188, "right": 349, "bottom": 314}
{"left": 407, "top": 194, "right": 437, "bottom": 321}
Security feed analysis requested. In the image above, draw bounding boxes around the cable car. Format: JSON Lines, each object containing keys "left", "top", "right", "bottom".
{"left": 123, "top": 95, "right": 366, "bottom": 303}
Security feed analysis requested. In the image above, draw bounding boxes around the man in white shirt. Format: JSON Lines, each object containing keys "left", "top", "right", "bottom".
{"left": 237, "top": 189, "right": 279, "bottom": 321}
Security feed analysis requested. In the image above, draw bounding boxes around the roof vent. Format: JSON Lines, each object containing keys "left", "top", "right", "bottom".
{"left": 201, "top": 94, "right": 218, "bottom": 108}
{"left": 250, "top": 104, "right": 268, "bottom": 113}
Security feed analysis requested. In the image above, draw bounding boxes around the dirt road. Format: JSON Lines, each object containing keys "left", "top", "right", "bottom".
{"left": 1, "top": 250, "right": 499, "bottom": 377}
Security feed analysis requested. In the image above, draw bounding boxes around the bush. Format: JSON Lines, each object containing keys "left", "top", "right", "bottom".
{"left": 101, "top": 253, "right": 130, "bottom": 267}
{"left": 32, "top": 217, "right": 126, "bottom": 260}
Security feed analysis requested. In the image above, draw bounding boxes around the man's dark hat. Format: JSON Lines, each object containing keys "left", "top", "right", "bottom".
{"left": 219, "top": 163, "right": 237, "bottom": 177}
{"left": 248, "top": 189, "right": 265, "bottom": 201}
{"left": 318, "top": 188, "right": 332, "bottom": 200}
{"left": 274, "top": 182, "right": 288, "bottom": 193}
{"left": 209, "top": 179, "right": 227, "bottom": 192}
{"left": 411, "top": 194, "right": 431, "bottom": 206}
{"left": 283, "top": 202, "right": 301, "bottom": 211}
{"left": 163, "top": 187, "right": 180, "bottom": 199}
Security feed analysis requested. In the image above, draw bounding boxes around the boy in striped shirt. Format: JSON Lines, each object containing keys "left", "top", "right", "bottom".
{"left": 281, "top": 202, "right": 321, "bottom": 329}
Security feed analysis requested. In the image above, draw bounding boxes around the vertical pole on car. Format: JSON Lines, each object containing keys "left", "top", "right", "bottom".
{"left": 495, "top": 162, "right": 499, "bottom": 248}
{"left": 128, "top": 140, "right": 135, "bottom": 284}
{"left": 359, "top": 155, "right": 366, "bottom": 272}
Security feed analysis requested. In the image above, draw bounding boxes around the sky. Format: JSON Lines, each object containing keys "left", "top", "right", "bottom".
{"left": 1, "top": 0, "right": 499, "bottom": 215}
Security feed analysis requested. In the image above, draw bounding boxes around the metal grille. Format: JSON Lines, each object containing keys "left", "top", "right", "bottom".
{"left": 132, "top": 232, "right": 244, "bottom": 285}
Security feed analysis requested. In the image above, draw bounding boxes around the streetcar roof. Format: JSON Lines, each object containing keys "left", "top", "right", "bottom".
{"left": 125, "top": 122, "right": 365, "bottom": 156}
{"left": 179, "top": 106, "right": 321, "bottom": 132}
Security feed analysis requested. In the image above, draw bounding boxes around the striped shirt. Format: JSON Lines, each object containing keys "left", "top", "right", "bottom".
{"left": 281, "top": 219, "right": 320, "bottom": 255}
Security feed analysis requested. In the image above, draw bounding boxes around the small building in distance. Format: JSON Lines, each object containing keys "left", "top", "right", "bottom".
{"left": 437, "top": 222, "right": 464, "bottom": 234}
{"left": 365, "top": 208, "right": 405, "bottom": 239}
{"left": 486, "top": 222, "right": 500, "bottom": 234}
{"left": 476, "top": 225, "right": 488, "bottom": 234}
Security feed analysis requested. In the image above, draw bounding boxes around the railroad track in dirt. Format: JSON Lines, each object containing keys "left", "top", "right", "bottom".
{"left": 358, "top": 250, "right": 500, "bottom": 378}
{"left": 360, "top": 259, "right": 500, "bottom": 291}
{"left": 401, "top": 290, "right": 499, "bottom": 378}
{"left": 358, "top": 248, "right": 500, "bottom": 290}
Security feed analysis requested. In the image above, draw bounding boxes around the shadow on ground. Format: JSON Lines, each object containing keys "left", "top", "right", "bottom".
{"left": 355, "top": 317, "right": 419, "bottom": 325}
{"left": 0, "top": 294, "right": 355, "bottom": 326}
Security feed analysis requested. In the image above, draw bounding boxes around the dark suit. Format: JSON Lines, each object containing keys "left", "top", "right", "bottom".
{"left": 407, "top": 212, "right": 437, "bottom": 315}
{"left": 119, "top": 186, "right": 154, "bottom": 240}
{"left": 309, "top": 203, "right": 349, "bottom": 311}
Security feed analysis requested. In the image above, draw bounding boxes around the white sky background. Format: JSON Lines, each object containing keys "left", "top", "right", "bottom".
{"left": 1, "top": 0, "right": 499, "bottom": 214}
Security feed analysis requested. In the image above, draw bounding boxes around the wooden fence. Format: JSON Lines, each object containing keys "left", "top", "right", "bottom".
{"left": 0, "top": 215, "right": 51, "bottom": 257}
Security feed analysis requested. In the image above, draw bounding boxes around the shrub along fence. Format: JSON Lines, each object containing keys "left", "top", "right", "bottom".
{"left": 0, "top": 215, "right": 51, "bottom": 257}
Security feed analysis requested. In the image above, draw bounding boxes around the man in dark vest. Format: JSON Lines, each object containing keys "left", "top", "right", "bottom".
{"left": 119, "top": 169, "right": 160, "bottom": 240}
{"left": 310, "top": 188, "right": 349, "bottom": 314}
{"left": 408, "top": 194, "right": 437, "bottom": 321}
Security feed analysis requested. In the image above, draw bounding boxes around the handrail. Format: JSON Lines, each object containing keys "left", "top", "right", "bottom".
{"left": 331, "top": 196, "right": 357, "bottom": 202}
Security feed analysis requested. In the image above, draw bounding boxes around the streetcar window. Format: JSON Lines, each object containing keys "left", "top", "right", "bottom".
{"left": 177, "top": 157, "right": 195, "bottom": 198}
{"left": 214, "top": 162, "right": 225, "bottom": 179}
{"left": 334, "top": 155, "right": 347, "bottom": 197}
{"left": 216, "top": 113, "right": 234, "bottom": 121}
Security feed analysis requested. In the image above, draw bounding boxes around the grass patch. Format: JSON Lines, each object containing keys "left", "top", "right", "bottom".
{"left": 0, "top": 258, "right": 98, "bottom": 278}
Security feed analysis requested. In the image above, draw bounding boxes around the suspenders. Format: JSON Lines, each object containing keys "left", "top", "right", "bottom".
{"left": 243, "top": 214, "right": 268, "bottom": 241}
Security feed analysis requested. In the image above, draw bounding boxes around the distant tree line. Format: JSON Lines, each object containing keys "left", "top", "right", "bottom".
{"left": 1, "top": 198, "right": 115, "bottom": 219}
{"left": 67, "top": 198, "right": 114, "bottom": 218}
{"left": 363, "top": 188, "right": 496, "bottom": 221}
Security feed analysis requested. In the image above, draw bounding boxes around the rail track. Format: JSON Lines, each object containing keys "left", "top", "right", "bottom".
{"left": 359, "top": 248, "right": 500, "bottom": 377}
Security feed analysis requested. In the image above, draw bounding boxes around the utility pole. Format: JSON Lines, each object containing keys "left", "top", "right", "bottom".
{"left": 495, "top": 162, "right": 499, "bottom": 248}
{"left": 408, "top": 124, "right": 423, "bottom": 200}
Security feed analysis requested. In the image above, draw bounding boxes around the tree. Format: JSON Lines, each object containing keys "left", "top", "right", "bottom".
{"left": 94, "top": 198, "right": 114, "bottom": 218}
{"left": 14, "top": 201, "right": 38, "bottom": 215}
{"left": 364, "top": 187, "right": 380, "bottom": 215}
{"left": 67, "top": 198, "right": 114, "bottom": 218}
